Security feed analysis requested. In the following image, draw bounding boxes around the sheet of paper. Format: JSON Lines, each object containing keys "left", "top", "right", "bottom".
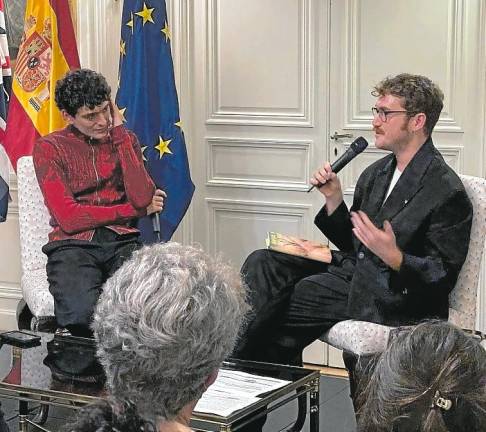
{"left": 194, "top": 369, "right": 291, "bottom": 417}
{"left": 194, "top": 392, "right": 260, "bottom": 417}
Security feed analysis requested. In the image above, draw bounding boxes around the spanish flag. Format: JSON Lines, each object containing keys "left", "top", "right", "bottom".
{"left": 2, "top": 0, "right": 80, "bottom": 171}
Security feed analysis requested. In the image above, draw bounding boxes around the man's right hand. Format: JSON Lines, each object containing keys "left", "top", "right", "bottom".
{"left": 146, "top": 189, "right": 166, "bottom": 215}
{"left": 310, "top": 162, "right": 343, "bottom": 215}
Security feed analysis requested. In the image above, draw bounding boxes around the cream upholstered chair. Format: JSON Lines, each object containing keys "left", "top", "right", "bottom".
{"left": 320, "top": 174, "right": 486, "bottom": 355}
{"left": 17, "top": 156, "right": 56, "bottom": 329}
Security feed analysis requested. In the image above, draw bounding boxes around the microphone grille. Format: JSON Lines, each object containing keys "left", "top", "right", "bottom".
{"left": 351, "top": 136, "right": 368, "bottom": 154}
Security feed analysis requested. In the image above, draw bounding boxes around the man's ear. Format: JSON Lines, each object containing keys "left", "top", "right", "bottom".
{"left": 61, "top": 109, "right": 74, "bottom": 124}
{"left": 411, "top": 112, "right": 427, "bottom": 132}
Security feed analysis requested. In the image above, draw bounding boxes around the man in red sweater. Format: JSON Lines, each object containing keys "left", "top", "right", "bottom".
{"left": 33, "top": 69, "right": 165, "bottom": 337}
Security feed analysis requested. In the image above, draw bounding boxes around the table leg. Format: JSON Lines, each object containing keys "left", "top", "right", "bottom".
{"left": 309, "top": 377, "right": 320, "bottom": 432}
{"left": 19, "top": 400, "right": 29, "bottom": 432}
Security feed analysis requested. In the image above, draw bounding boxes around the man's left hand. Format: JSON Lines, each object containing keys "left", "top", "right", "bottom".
{"left": 350, "top": 210, "right": 403, "bottom": 271}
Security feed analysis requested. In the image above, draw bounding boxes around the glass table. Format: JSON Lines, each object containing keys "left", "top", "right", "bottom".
{"left": 0, "top": 332, "right": 320, "bottom": 431}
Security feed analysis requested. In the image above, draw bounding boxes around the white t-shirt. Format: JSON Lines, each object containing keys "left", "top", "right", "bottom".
{"left": 383, "top": 167, "right": 402, "bottom": 203}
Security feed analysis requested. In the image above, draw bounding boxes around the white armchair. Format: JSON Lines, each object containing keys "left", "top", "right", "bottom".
{"left": 320, "top": 174, "right": 486, "bottom": 355}
{"left": 17, "top": 156, "right": 55, "bottom": 329}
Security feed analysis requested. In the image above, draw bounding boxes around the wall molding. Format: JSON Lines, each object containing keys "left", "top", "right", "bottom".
{"left": 205, "top": 198, "right": 313, "bottom": 255}
{"left": 205, "top": 0, "right": 314, "bottom": 127}
{"left": 0, "top": 285, "right": 22, "bottom": 330}
{"left": 342, "top": 0, "right": 464, "bottom": 133}
{"left": 0, "top": 284, "right": 22, "bottom": 300}
{"left": 206, "top": 137, "right": 312, "bottom": 191}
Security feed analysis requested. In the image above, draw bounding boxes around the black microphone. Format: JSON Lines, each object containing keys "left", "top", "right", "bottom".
{"left": 151, "top": 212, "right": 161, "bottom": 242}
{"left": 307, "top": 136, "right": 368, "bottom": 192}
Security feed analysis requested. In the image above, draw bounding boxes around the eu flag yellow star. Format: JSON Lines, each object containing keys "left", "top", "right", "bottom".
{"left": 161, "top": 21, "right": 171, "bottom": 41}
{"left": 155, "top": 136, "right": 173, "bottom": 158}
{"left": 126, "top": 12, "right": 134, "bottom": 34}
{"left": 120, "top": 40, "right": 126, "bottom": 56}
{"left": 135, "top": 2, "right": 155, "bottom": 25}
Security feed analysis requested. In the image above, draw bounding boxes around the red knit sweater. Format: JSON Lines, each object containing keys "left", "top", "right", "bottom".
{"left": 33, "top": 125, "right": 155, "bottom": 242}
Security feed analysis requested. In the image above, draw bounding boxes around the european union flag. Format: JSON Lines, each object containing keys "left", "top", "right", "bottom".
{"left": 116, "top": 0, "right": 194, "bottom": 242}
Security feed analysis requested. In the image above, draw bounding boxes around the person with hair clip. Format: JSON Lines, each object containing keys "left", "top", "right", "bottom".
{"left": 356, "top": 320, "right": 486, "bottom": 432}
{"left": 64, "top": 242, "right": 249, "bottom": 432}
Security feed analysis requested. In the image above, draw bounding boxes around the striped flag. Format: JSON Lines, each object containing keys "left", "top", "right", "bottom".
{"left": 2, "top": 0, "right": 80, "bottom": 171}
{"left": 0, "top": 0, "right": 11, "bottom": 221}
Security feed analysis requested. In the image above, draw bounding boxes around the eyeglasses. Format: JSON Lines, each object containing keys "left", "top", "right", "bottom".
{"left": 371, "top": 107, "right": 414, "bottom": 122}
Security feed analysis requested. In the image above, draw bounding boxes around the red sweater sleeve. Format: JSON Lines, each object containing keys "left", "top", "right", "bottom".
{"left": 33, "top": 139, "right": 144, "bottom": 234}
{"left": 112, "top": 126, "right": 155, "bottom": 209}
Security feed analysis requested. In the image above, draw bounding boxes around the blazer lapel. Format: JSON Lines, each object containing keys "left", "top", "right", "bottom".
{"left": 361, "top": 156, "right": 395, "bottom": 221}
{"left": 376, "top": 138, "right": 437, "bottom": 225}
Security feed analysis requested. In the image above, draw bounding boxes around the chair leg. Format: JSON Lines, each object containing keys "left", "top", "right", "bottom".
{"left": 343, "top": 351, "right": 359, "bottom": 409}
{"left": 31, "top": 404, "right": 49, "bottom": 426}
{"left": 16, "top": 299, "right": 33, "bottom": 330}
{"left": 342, "top": 351, "right": 377, "bottom": 412}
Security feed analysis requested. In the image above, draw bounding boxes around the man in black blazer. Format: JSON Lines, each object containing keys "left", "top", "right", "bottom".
{"left": 234, "top": 74, "right": 473, "bottom": 365}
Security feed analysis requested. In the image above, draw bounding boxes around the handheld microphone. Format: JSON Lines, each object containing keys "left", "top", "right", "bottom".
{"left": 307, "top": 136, "right": 368, "bottom": 192}
{"left": 151, "top": 212, "right": 161, "bottom": 242}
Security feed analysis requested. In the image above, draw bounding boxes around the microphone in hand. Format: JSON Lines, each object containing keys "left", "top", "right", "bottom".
{"left": 307, "top": 136, "right": 368, "bottom": 192}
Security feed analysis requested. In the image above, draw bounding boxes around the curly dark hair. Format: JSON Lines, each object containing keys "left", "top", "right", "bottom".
{"left": 372, "top": 73, "right": 444, "bottom": 136}
{"left": 64, "top": 399, "right": 155, "bottom": 432}
{"left": 55, "top": 69, "right": 111, "bottom": 117}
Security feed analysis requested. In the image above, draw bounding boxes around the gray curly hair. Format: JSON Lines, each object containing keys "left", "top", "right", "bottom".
{"left": 357, "top": 320, "right": 486, "bottom": 432}
{"left": 92, "top": 242, "right": 249, "bottom": 422}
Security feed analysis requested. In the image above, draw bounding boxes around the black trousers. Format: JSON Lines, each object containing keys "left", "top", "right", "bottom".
{"left": 43, "top": 228, "right": 141, "bottom": 336}
{"left": 233, "top": 249, "right": 353, "bottom": 365}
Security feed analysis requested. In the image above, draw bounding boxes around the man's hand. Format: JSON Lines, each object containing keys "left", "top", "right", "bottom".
{"left": 146, "top": 189, "right": 166, "bottom": 215}
{"left": 310, "top": 162, "right": 343, "bottom": 215}
{"left": 110, "top": 100, "right": 124, "bottom": 128}
{"left": 350, "top": 210, "right": 403, "bottom": 271}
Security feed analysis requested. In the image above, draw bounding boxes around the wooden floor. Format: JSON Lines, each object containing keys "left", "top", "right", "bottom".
{"left": 303, "top": 363, "right": 349, "bottom": 378}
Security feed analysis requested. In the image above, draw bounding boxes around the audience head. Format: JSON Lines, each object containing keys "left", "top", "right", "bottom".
{"left": 357, "top": 320, "right": 486, "bottom": 432}
{"left": 91, "top": 242, "right": 249, "bottom": 424}
{"left": 372, "top": 73, "right": 444, "bottom": 136}
{"left": 55, "top": 68, "right": 111, "bottom": 117}
{"left": 65, "top": 399, "right": 153, "bottom": 432}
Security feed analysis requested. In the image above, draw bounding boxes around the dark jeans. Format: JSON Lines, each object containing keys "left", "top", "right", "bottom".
{"left": 43, "top": 228, "right": 141, "bottom": 336}
{"left": 233, "top": 249, "right": 352, "bottom": 365}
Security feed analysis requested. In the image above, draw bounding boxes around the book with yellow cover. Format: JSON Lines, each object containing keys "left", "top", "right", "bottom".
{"left": 265, "top": 232, "right": 332, "bottom": 263}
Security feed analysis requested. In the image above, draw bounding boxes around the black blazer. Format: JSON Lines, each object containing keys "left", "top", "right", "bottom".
{"left": 315, "top": 138, "right": 473, "bottom": 326}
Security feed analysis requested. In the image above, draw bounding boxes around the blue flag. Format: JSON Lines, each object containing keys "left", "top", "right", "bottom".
{"left": 116, "top": 0, "right": 194, "bottom": 242}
